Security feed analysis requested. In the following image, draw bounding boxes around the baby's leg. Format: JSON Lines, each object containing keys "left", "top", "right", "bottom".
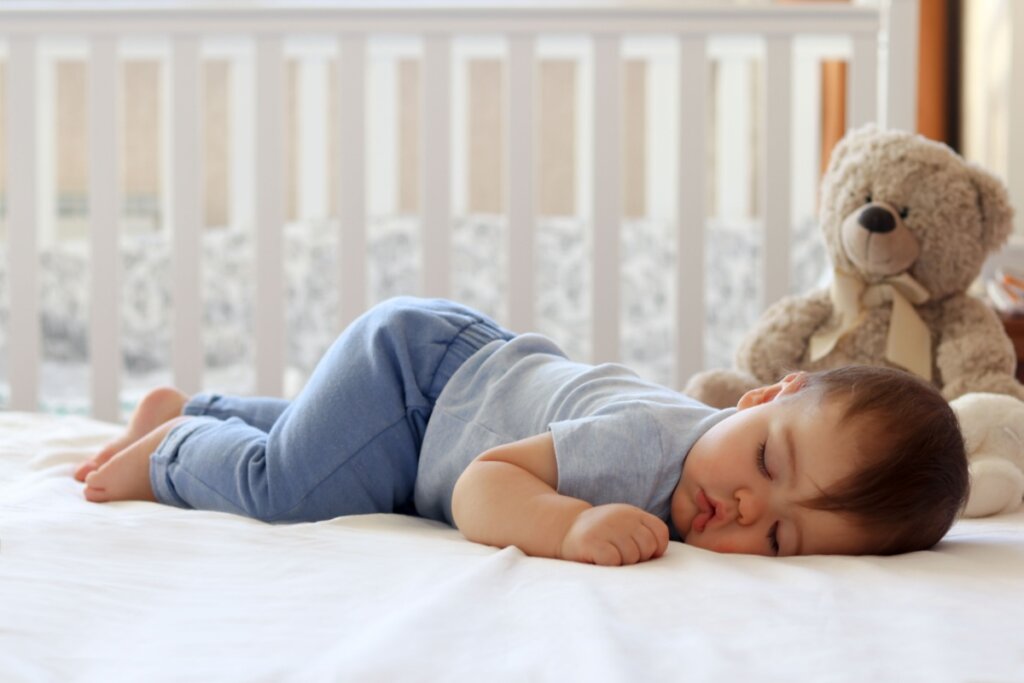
{"left": 83, "top": 416, "right": 192, "bottom": 503}
{"left": 124, "top": 298, "right": 510, "bottom": 522}
{"left": 74, "top": 386, "right": 189, "bottom": 482}
{"left": 182, "top": 394, "right": 290, "bottom": 433}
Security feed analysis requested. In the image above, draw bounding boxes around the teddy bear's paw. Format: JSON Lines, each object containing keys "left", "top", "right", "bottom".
{"left": 964, "top": 459, "right": 1024, "bottom": 518}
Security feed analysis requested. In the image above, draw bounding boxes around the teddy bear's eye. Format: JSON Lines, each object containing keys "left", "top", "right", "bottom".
{"left": 899, "top": 207, "right": 909, "bottom": 219}
{"left": 865, "top": 194, "right": 873, "bottom": 204}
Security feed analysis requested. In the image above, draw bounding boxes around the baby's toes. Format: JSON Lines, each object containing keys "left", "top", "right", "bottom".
{"left": 83, "top": 484, "right": 110, "bottom": 503}
{"left": 83, "top": 472, "right": 112, "bottom": 502}
{"left": 74, "top": 443, "right": 124, "bottom": 482}
{"left": 73, "top": 461, "right": 95, "bottom": 482}
{"left": 73, "top": 454, "right": 107, "bottom": 482}
{"left": 74, "top": 457, "right": 100, "bottom": 482}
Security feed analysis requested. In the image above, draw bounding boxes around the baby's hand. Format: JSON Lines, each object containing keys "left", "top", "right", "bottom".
{"left": 559, "top": 504, "right": 670, "bottom": 566}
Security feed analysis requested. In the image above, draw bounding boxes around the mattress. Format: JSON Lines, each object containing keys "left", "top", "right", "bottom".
{"left": 1, "top": 410, "right": 1022, "bottom": 682}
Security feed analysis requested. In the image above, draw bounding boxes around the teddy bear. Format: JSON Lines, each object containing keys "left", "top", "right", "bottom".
{"left": 951, "top": 393, "right": 1024, "bottom": 517}
{"left": 684, "top": 124, "right": 1023, "bottom": 408}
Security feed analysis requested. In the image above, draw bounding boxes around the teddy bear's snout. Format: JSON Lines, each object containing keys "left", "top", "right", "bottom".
{"left": 858, "top": 205, "right": 896, "bottom": 234}
{"left": 840, "top": 202, "right": 920, "bottom": 277}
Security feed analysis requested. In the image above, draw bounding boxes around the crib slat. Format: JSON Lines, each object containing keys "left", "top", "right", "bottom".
{"left": 507, "top": 35, "right": 535, "bottom": 332}
{"left": 676, "top": 36, "right": 708, "bottom": 389}
{"left": 715, "top": 58, "right": 753, "bottom": 223}
{"left": 421, "top": 36, "right": 452, "bottom": 299}
{"left": 6, "top": 38, "right": 41, "bottom": 412}
{"left": 762, "top": 35, "right": 792, "bottom": 308}
{"left": 884, "top": 0, "right": 919, "bottom": 132}
{"left": 848, "top": 32, "right": 878, "bottom": 128}
{"left": 592, "top": 34, "right": 621, "bottom": 364}
{"left": 254, "top": 36, "right": 286, "bottom": 396}
{"left": 337, "top": 35, "right": 368, "bottom": 330}
{"left": 89, "top": 37, "right": 122, "bottom": 422}
{"left": 297, "top": 60, "right": 329, "bottom": 221}
{"left": 1012, "top": 1, "right": 1024, "bottom": 231}
{"left": 791, "top": 43, "right": 821, "bottom": 224}
{"left": 171, "top": 37, "right": 203, "bottom": 395}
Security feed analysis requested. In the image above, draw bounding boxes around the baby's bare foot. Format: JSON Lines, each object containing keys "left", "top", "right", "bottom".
{"left": 83, "top": 416, "right": 191, "bottom": 503}
{"left": 75, "top": 386, "right": 189, "bottom": 482}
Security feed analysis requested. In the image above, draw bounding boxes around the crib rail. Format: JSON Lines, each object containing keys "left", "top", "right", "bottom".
{"left": 1, "top": 1, "right": 918, "bottom": 420}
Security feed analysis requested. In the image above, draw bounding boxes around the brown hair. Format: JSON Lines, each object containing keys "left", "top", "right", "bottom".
{"left": 795, "top": 365, "right": 967, "bottom": 555}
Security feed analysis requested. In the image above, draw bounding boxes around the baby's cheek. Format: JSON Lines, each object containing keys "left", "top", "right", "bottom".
{"left": 685, "top": 532, "right": 754, "bottom": 556}
{"left": 687, "top": 534, "right": 739, "bottom": 554}
{"left": 710, "top": 541, "right": 738, "bottom": 554}
{"left": 707, "top": 536, "right": 763, "bottom": 555}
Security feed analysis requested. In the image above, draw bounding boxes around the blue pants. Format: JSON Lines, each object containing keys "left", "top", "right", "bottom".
{"left": 149, "top": 297, "right": 514, "bottom": 522}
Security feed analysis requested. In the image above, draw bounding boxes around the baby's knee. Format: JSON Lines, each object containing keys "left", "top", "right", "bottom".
{"left": 373, "top": 296, "right": 430, "bottom": 323}
{"left": 163, "top": 415, "right": 194, "bottom": 431}
{"left": 365, "top": 297, "right": 434, "bottom": 339}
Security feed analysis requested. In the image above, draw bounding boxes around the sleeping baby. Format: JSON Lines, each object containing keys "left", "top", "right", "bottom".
{"left": 75, "top": 297, "right": 967, "bottom": 564}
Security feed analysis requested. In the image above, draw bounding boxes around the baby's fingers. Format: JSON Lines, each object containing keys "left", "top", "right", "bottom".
{"left": 611, "top": 522, "right": 663, "bottom": 566}
{"left": 611, "top": 534, "right": 642, "bottom": 566}
{"left": 641, "top": 515, "right": 671, "bottom": 559}
{"left": 632, "top": 523, "right": 661, "bottom": 562}
{"left": 591, "top": 541, "right": 624, "bottom": 567}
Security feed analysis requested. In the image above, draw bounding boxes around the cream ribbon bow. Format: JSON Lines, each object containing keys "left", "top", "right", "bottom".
{"left": 808, "top": 268, "right": 933, "bottom": 381}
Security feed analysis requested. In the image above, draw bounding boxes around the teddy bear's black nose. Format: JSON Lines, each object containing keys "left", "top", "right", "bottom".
{"left": 858, "top": 205, "right": 896, "bottom": 233}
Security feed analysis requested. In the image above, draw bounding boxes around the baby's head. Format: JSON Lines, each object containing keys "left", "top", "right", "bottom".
{"left": 672, "top": 365, "right": 967, "bottom": 556}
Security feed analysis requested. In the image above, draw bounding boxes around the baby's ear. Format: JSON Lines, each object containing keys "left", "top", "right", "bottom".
{"left": 737, "top": 386, "right": 769, "bottom": 409}
{"left": 778, "top": 372, "right": 808, "bottom": 396}
{"left": 738, "top": 373, "right": 806, "bottom": 409}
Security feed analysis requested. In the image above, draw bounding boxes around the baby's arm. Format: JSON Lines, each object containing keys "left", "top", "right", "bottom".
{"left": 451, "top": 433, "right": 670, "bottom": 566}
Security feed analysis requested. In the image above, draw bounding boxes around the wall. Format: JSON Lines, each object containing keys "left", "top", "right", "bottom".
{"left": 961, "top": 0, "right": 1023, "bottom": 239}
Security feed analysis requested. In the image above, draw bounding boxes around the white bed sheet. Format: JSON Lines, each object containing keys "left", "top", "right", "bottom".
{"left": 1, "top": 411, "right": 1023, "bottom": 682}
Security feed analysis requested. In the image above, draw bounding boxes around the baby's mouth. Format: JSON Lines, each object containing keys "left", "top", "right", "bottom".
{"left": 692, "top": 489, "right": 717, "bottom": 533}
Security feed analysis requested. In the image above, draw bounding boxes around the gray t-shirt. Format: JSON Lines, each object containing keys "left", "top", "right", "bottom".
{"left": 415, "top": 333, "right": 734, "bottom": 532}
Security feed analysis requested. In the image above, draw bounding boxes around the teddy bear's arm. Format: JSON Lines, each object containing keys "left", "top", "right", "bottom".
{"left": 936, "top": 295, "right": 1024, "bottom": 400}
{"left": 734, "top": 290, "right": 833, "bottom": 383}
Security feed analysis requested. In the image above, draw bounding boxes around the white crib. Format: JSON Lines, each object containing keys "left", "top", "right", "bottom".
{"left": 0, "top": 0, "right": 919, "bottom": 421}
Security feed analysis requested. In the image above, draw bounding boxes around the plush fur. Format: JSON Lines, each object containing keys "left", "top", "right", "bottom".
{"left": 952, "top": 393, "right": 1024, "bottom": 517}
{"left": 685, "top": 124, "right": 1022, "bottom": 408}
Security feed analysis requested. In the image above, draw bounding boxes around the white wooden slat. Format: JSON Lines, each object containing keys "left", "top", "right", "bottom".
{"left": 716, "top": 58, "right": 753, "bottom": 223}
{"left": 591, "top": 34, "right": 621, "bottom": 365}
{"left": 254, "top": 35, "right": 286, "bottom": 397}
{"left": 762, "top": 35, "right": 792, "bottom": 309}
{"left": 421, "top": 36, "right": 452, "bottom": 299}
{"left": 884, "top": 0, "right": 918, "bottom": 131}
{"left": 298, "top": 59, "right": 329, "bottom": 221}
{"left": 791, "top": 44, "right": 821, "bottom": 224}
{"left": 170, "top": 36, "right": 203, "bottom": 395}
{"left": 368, "top": 55, "right": 397, "bottom": 219}
{"left": 38, "top": 49, "right": 57, "bottom": 250}
{"left": 848, "top": 32, "right": 878, "bottom": 128}
{"left": 6, "top": 38, "right": 40, "bottom": 411}
{"left": 676, "top": 36, "right": 707, "bottom": 390}
{"left": 1008, "top": 0, "right": 1024, "bottom": 234}
{"left": 451, "top": 42, "right": 468, "bottom": 219}
{"left": 506, "top": 35, "right": 535, "bottom": 333}
{"left": 337, "top": 35, "right": 367, "bottom": 330}
{"left": 231, "top": 51, "right": 255, "bottom": 233}
{"left": 88, "top": 36, "right": 121, "bottom": 422}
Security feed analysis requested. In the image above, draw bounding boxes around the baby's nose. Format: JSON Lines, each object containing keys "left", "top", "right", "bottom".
{"left": 735, "top": 489, "right": 763, "bottom": 526}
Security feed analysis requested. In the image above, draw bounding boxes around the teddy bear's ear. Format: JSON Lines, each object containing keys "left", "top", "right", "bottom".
{"left": 824, "top": 123, "right": 880, "bottom": 177}
{"left": 967, "top": 162, "right": 1015, "bottom": 251}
